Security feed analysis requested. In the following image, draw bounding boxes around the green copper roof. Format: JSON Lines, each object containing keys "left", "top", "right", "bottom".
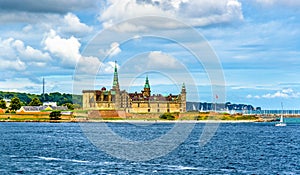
{"left": 144, "top": 75, "right": 150, "bottom": 89}
{"left": 112, "top": 61, "right": 119, "bottom": 87}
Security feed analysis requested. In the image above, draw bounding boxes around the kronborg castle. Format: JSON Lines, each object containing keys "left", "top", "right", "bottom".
{"left": 82, "top": 62, "right": 186, "bottom": 113}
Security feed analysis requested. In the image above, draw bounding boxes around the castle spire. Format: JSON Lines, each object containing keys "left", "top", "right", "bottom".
{"left": 144, "top": 75, "right": 150, "bottom": 89}
{"left": 112, "top": 61, "right": 119, "bottom": 90}
{"left": 143, "top": 75, "right": 151, "bottom": 97}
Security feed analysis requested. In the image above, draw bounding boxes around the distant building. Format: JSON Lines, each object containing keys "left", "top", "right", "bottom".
{"left": 43, "top": 102, "right": 57, "bottom": 107}
{"left": 82, "top": 62, "right": 186, "bottom": 113}
{"left": 186, "top": 102, "right": 261, "bottom": 113}
{"left": 18, "top": 106, "right": 51, "bottom": 113}
{"left": 18, "top": 106, "right": 68, "bottom": 113}
{"left": 4, "top": 98, "right": 11, "bottom": 108}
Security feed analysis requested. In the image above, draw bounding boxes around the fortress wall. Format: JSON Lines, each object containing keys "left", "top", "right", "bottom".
{"left": 87, "top": 110, "right": 130, "bottom": 119}
{"left": 82, "top": 91, "right": 95, "bottom": 109}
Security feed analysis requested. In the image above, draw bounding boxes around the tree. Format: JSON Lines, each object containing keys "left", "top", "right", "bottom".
{"left": 0, "top": 99, "right": 6, "bottom": 109}
{"left": 63, "top": 103, "right": 74, "bottom": 110}
{"left": 159, "top": 113, "right": 175, "bottom": 120}
{"left": 9, "top": 97, "right": 21, "bottom": 111}
{"left": 49, "top": 111, "right": 61, "bottom": 120}
{"left": 29, "top": 97, "right": 42, "bottom": 106}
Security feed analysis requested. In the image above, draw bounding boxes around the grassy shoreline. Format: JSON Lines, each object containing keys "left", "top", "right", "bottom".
{"left": 0, "top": 111, "right": 265, "bottom": 123}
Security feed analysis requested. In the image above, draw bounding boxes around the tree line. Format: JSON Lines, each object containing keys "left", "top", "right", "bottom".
{"left": 0, "top": 91, "right": 82, "bottom": 111}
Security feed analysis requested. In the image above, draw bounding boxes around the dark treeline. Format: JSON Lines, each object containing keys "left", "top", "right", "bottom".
{"left": 0, "top": 91, "right": 82, "bottom": 106}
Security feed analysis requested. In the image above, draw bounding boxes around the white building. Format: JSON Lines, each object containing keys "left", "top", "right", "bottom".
{"left": 43, "top": 102, "right": 57, "bottom": 107}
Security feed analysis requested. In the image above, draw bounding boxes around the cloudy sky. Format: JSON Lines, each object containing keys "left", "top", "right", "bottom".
{"left": 1, "top": 0, "right": 300, "bottom": 109}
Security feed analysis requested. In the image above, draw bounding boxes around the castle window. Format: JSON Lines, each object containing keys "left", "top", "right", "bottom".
{"left": 157, "top": 109, "right": 160, "bottom": 112}
{"left": 148, "top": 109, "right": 150, "bottom": 112}
{"left": 138, "top": 103, "right": 140, "bottom": 107}
{"left": 167, "top": 109, "right": 170, "bottom": 112}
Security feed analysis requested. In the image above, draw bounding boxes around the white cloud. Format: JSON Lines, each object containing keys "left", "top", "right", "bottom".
{"left": 255, "top": 0, "right": 300, "bottom": 7}
{"left": 100, "top": 0, "right": 172, "bottom": 28}
{"left": 147, "top": 51, "right": 178, "bottom": 69}
{"left": 12, "top": 39, "right": 51, "bottom": 61}
{"left": 42, "top": 29, "right": 117, "bottom": 74}
{"left": 59, "top": 13, "right": 93, "bottom": 35}
{"left": 247, "top": 88, "right": 300, "bottom": 99}
{"left": 0, "top": 1, "right": 97, "bottom": 14}
{"left": 99, "top": 42, "right": 122, "bottom": 57}
{"left": 180, "top": 0, "right": 243, "bottom": 26}
{"left": 133, "top": 35, "right": 141, "bottom": 39}
{"left": 0, "top": 37, "right": 51, "bottom": 72}
{"left": 0, "top": 12, "right": 93, "bottom": 39}
{"left": 117, "top": 51, "right": 184, "bottom": 77}
{"left": 101, "top": 61, "right": 117, "bottom": 73}
{"left": 0, "top": 59, "right": 26, "bottom": 71}
{"left": 246, "top": 94, "right": 260, "bottom": 99}
{"left": 99, "top": 0, "right": 243, "bottom": 29}
{"left": 109, "top": 22, "right": 148, "bottom": 33}
{"left": 76, "top": 56, "right": 101, "bottom": 74}
{"left": 22, "top": 25, "right": 32, "bottom": 32}
{"left": 109, "top": 42, "right": 122, "bottom": 56}
{"left": 77, "top": 58, "right": 117, "bottom": 75}
{"left": 43, "top": 29, "right": 81, "bottom": 65}
{"left": 0, "top": 38, "right": 16, "bottom": 60}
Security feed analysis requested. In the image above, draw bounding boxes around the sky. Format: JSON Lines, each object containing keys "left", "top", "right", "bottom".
{"left": 0, "top": 0, "right": 300, "bottom": 109}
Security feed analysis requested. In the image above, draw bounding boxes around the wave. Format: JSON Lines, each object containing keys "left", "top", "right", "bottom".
{"left": 37, "top": 156, "right": 89, "bottom": 163}
{"left": 162, "top": 164, "right": 203, "bottom": 171}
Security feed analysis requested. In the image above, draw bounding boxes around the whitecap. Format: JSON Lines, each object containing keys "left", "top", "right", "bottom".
{"left": 68, "top": 159, "right": 89, "bottom": 163}
{"left": 37, "top": 156, "right": 89, "bottom": 163}
{"left": 175, "top": 165, "right": 199, "bottom": 170}
{"left": 38, "top": 156, "right": 61, "bottom": 161}
{"left": 167, "top": 165, "right": 200, "bottom": 171}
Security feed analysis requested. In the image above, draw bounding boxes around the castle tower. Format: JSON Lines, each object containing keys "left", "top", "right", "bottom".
{"left": 181, "top": 83, "right": 186, "bottom": 112}
{"left": 112, "top": 61, "right": 121, "bottom": 108}
{"left": 112, "top": 61, "right": 120, "bottom": 91}
{"left": 143, "top": 75, "right": 151, "bottom": 97}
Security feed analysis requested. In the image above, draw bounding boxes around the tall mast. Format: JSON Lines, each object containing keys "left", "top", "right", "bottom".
{"left": 42, "top": 77, "right": 45, "bottom": 102}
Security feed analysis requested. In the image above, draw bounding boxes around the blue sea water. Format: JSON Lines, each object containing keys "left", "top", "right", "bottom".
{"left": 1, "top": 122, "right": 300, "bottom": 174}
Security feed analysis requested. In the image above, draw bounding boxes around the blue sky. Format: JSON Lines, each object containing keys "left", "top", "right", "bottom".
{"left": 0, "top": 0, "right": 300, "bottom": 109}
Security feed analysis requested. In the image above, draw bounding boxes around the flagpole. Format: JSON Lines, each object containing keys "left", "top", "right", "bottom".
{"left": 215, "top": 95, "right": 218, "bottom": 112}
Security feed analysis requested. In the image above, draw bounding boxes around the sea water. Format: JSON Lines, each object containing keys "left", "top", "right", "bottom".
{"left": 0, "top": 122, "right": 300, "bottom": 174}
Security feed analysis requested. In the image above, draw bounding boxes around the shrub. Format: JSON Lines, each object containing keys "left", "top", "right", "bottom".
{"left": 194, "top": 115, "right": 209, "bottom": 120}
{"left": 49, "top": 110, "right": 61, "bottom": 120}
{"left": 159, "top": 113, "right": 175, "bottom": 120}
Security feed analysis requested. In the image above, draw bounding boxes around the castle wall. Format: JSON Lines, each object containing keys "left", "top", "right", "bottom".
{"left": 83, "top": 91, "right": 186, "bottom": 113}
{"left": 82, "top": 91, "right": 96, "bottom": 109}
{"left": 95, "top": 102, "right": 116, "bottom": 109}
{"left": 129, "top": 101, "right": 182, "bottom": 113}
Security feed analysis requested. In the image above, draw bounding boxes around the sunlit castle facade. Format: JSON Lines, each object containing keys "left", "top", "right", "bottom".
{"left": 82, "top": 62, "right": 186, "bottom": 113}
